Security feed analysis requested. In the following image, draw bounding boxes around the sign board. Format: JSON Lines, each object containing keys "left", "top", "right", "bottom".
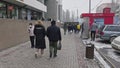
{"left": 8, "top": 6, "right": 13, "bottom": 11}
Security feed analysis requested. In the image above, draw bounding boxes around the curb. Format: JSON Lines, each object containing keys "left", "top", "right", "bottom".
{"left": 95, "top": 48, "right": 116, "bottom": 68}
{"left": 82, "top": 40, "right": 113, "bottom": 68}
{"left": 81, "top": 40, "right": 104, "bottom": 68}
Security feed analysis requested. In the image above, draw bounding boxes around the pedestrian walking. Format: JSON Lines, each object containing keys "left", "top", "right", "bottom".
{"left": 63, "top": 23, "right": 67, "bottom": 35}
{"left": 34, "top": 20, "right": 46, "bottom": 58}
{"left": 28, "top": 23, "right": 35, "bottom": 48}
{"left": 90, "top": 22, "right": 98, "bottom": 41}
{"left": 80, "top": 22, "right": 84, "bottom": 37}
{"left": 47, "top": 20, "right": 62, "bottom": 58}
{"left": 76, "top": 24, "right": 81, "bottom": 33}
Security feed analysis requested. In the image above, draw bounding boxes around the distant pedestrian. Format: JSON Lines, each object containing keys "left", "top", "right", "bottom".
{"left": 68, "top": 24, "right": 73, "bottom": 34}
{"left": 68, "top": 24, "right": 71, "bottom": 33}
{"left": 80, "top": 22, "right": 84, "bottom": 37}
{"left": 34, "top": 20, "right": 46, "bottom": 58}
{"left": 76, "top": 24, "right": 81, "bottom": 33}
{"left": 63, "top": 23, "right": 67, "bottom": 35}
{"left": 47, "top": 20, "right": 62, "bottom": 58}
{"left": 28, "top": 23, "right": 35, "bottom": 48}
{"left": 74, "top": 24, "right": 77, "bottom": 33}
{"left": 90, "top": 22, "right": 98, "bottom": 41}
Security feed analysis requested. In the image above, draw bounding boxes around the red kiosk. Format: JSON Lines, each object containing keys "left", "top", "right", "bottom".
{"left": 81, "top": 7, "right": 115, "bottom": 26}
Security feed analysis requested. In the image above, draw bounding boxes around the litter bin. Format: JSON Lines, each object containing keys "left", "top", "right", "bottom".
{"left": 85, "top": 43, "right": 94, "bottom": 59}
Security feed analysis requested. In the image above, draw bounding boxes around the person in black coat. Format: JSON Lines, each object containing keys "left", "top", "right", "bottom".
{"left": 34, "top": 20, "right": 46, "bottom": 58}
{"left": 47, "top": 20, "right": 61, "bottom": 58}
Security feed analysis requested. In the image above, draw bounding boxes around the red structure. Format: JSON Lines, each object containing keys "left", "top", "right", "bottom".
{"left": 81, "top": 8, "right": 115, "bottom": 26}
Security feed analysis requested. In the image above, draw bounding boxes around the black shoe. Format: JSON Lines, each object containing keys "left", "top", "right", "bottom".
{"left": 35, "top": 54, "right": 37, "bottom": 58}
{"left": 31, "top": 46, "right": 34, "bottom": 48}
{"left": 50, "top": 54, "right": 52, "bottom": 58}
{"left": 54, "top": 55, "right": 57, "bottom": 58}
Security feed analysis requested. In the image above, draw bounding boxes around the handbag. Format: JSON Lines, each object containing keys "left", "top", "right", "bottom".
{"left": 57, "top": 41, "right": 62, "bottom": 50}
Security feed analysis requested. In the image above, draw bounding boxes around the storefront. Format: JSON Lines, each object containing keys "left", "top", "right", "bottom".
{"left": 0, "top": 2, "right": 6, "bottom": 18}
{"left": 0, "top": 0, "right": 46, "bottom": 20}
{"left": 0, "top": 2, "right": 21, "bottom": 19}
{"left": 81, "top": 8, "right": 115, "bottom": 27}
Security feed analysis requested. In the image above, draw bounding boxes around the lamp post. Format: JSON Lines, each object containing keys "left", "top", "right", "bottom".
{"left": 89, "top": 0, "right": 91, "bottom": 13}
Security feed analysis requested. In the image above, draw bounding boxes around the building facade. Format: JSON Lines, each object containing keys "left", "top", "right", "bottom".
{"left": 58, "top": 0, "right": 62, "bottom": 22}
{"left": 45, "top": 0, "right": 62, "bottom": 22}
{"left": 114, "top": 0, "right": 120, "bottom": 24}
{"left": 45, "top": 0, "right": 58, "bottom": 21}
{"left": 0, "top": 0, "right": 47, "bottom": 20}
{"left": 66, "top": 10, "right": 71, "bottom": 22}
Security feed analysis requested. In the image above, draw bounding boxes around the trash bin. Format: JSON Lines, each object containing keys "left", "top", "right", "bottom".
{"left": 85, "top": 43, "right": 94, "bottom": 59}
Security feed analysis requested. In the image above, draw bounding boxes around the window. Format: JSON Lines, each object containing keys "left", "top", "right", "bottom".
{"left": 0, "top": 2, "right": 6, "bottom": 18}
{"left": 105, "top": 26, "right": 120, "bottom": 32}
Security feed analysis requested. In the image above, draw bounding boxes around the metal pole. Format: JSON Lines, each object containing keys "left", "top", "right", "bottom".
{"left": 77, "top": 9, "right": 78, "bottom": 20}
{"left": 89, "top": 0, "right": 91, "bottom": 13}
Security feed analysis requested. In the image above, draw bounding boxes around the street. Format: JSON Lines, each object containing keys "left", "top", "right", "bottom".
{"left": 82, "top": 38, "right": 120, "bottom": 68}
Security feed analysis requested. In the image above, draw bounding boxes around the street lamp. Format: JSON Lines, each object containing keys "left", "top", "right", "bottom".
{"left": 89, "top": 0, "right": 91, "bottom": 13}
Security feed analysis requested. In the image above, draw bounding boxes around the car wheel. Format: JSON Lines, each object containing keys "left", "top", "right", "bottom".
{"left": 110, "top": 37, "right": 116, "bottom": 43}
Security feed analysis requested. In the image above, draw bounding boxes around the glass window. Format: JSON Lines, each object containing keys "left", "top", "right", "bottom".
{"left": 105, "top": 26, "right": 120, "bottom": 32}
{"left": 0, "top": 2, "right": 6, "bottom": 18}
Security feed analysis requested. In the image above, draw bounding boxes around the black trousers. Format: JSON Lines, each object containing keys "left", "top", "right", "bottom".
{"left": 91, "top": 31, "right": 96, "bottom": 41}
{"left": 30, "top": 36, "right": 35, "bottom": 48}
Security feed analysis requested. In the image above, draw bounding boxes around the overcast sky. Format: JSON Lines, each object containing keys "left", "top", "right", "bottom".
{"left": 62, "top": 0, "right": 111, "bottom": 16}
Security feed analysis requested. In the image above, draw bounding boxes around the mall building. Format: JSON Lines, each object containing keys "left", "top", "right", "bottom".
{"left": 0, "top": 0, "right": 47, "bottom": 20}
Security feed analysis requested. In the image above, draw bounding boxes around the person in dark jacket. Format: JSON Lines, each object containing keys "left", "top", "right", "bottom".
{"left": 47, "top": 20, "right": 61, "bottom": 58}
{"left": 34, "top": 20, "right": 46, "bottom": 58}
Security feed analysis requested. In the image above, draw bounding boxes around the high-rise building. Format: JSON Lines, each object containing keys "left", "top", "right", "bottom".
{"left": 45, "top": 0, "right": 62, "bottom": 22}
{"left": 66, "top": 9, "right": 70, "bottom": 22}
{"left": 45, "top": 0, "right": 58, "bottom": 21}
{"left": 58, "top": 0, "right": 63, "bottom": 22}
{"left": 0, "top": 0, "right": 47, "bottom": 20}
{"left": 62, "top": 10, "right": 66, "bottom": 22}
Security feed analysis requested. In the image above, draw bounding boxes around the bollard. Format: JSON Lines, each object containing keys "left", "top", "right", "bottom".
{"left": 85, "top": 43, "right": 94, "bottom": 59}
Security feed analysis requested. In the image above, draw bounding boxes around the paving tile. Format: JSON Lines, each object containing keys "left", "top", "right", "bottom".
{"left": 0, "top": 30, "right": 100, "bottom": 68}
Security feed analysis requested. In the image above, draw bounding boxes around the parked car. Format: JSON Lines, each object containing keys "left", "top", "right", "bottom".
{"left": 111, "top": 36, "right": 120, "bottom": 52}
{"left": 97, "top": 25, "right": 120, "bottom": 42}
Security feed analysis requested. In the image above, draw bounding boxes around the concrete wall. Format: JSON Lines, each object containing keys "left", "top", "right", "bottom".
{"left": 0, "top": 19, "right": 61, "bottom": 51}
{"left": 0, "top": 19, "right": 33, "bottom": 51}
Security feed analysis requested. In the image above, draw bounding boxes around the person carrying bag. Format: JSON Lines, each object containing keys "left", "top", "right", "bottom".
{"left": 47, "top": 20, "right": 62, "bottom": 58}
{"left": 57, "top": 41, "right": 62, "bottom": 50}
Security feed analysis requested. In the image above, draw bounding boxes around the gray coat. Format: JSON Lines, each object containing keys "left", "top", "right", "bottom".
{"left": 91, "top": 23, "right": 97, "bottom": 31}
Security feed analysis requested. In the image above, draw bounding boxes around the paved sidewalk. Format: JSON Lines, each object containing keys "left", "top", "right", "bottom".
{"left": 0, "top": 29, "right": 100, "bottom": 68}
